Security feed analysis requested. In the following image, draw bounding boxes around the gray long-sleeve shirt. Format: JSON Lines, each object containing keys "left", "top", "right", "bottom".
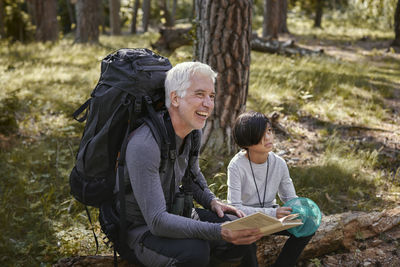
{"left": 227, "top": 150, "right": 297, "bottom": 217}
{"left": 120, "top": 122, "right": 221, "bottom": 246}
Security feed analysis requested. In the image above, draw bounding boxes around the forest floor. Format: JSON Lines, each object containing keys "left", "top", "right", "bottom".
{"left": 269, "top": 35, "right": 400, "bottom": 267}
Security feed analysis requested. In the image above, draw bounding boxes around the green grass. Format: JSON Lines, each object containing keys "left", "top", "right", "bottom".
{"left": 1, "top": 12, "right": 400, "bottom": 266}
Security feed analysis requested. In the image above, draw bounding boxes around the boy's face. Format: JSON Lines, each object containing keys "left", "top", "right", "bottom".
{"left": 247, "top": 124, "right": 274, "bottom": 154}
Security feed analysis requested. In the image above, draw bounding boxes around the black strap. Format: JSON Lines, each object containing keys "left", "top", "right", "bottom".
{"left": 73, "top": 98, "right": 91, "bottom": 122}
{"left": 113, "top": 247, "right": 118, "bottom": 267}
{"left": 116, "top": 103, "right": 134, "bottom": 252}
{"left": 247, "top": 152, "right": 269, "bottom": 208}
{"left": 164, "top": 114, "right": 177, "bottom": 212}
{"left": 85, "top": 206, "right": 99, "bottom": 255}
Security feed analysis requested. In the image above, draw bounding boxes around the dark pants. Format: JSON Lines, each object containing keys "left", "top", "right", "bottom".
{"left": 271, "top": 230, "right": 314, "bottom": 267}
{"left": 139, "top": 208, "right": 258, "bottom": 267}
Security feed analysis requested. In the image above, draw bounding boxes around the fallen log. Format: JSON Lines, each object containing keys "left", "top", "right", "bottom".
{"left": 257, "top": 206, "right": 400, "bottom": 266}
{"left": 54, "top": 207, "right": 400, "bottom": 267}
{"left": 151, "top": 27, "right": 323, "bottom": 56}
{"left": 251, "top": 35, "right": 323, "bottom": 56}
{"left": 151, "top": 26, "right": 192, "bottom": 54}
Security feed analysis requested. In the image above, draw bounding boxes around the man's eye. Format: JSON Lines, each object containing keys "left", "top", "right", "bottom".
{"left": 210, "top": 95, "right": 215, "bottom": 99}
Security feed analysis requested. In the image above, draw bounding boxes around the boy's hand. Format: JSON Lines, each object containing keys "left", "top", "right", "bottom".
{"left": 276, "top": 206, "right": 292, "bottom": 219}
{"left": 211, "top": 199, "right": 245, "bottom": 218}
{"left": 221, "top": 228, "right": 263, "bottom": 245}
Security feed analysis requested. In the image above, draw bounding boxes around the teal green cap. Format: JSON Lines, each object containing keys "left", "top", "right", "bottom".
{"left": 283, "top": 197, "right": 322, "bottom": 237}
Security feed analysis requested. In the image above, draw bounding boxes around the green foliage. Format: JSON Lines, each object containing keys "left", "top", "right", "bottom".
{"left": 1, "top": 8, "right": 399, "bottom": 265}
{"left": 2, "top": 0, "right": 35, "bottom": 42}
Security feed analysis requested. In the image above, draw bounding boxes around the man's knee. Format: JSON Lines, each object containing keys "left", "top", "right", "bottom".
{"left": 176, "top": 239, "right": 210, "bottom": 267}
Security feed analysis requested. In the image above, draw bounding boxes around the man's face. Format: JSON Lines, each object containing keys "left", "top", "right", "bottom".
{"left": 174, "top": 73, "right": 215, "bottom": 131}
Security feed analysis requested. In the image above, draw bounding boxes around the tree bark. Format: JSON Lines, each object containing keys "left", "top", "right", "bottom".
{"left": 109, "top": 0, "right": 121, "bottom": 35}
{"left": 393, "top": 0, "right": 400, "bottom": 46}
{"left": 75, "top": 0, "right": 100, "bottom": 43}
{"left": 0, "top": 0, "right": 5, "bottom": 38}
{"left": 314, "top": 0, "right": 323, "bottom": 28}
{"left": 32, "top": 0, "right": 59, "bottom": 42}
{"left": 263, "top": 0, "right": 279, "bottom": 39}
{"left": 130, "top": 0, "right": 141, "bottom": 34}
{"left": 142, "top": 0, "right": 151, "bottom": 32}
{"left": 278, "top": 0, "right": 289, "bottom": 34}
{"left": 195, "top": 0, "right": 252, "bottom": 157}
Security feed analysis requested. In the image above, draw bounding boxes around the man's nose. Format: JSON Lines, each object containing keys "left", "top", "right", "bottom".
{"left": 203, "top": 96, "right": 214, "bottom": 108}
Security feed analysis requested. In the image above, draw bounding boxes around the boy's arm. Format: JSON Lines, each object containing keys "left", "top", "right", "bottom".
{"left": 277, "top": 160, "right": 297, "bottom": 203}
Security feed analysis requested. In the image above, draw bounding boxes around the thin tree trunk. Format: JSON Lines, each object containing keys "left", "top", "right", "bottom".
{"left": 75, "top": 0, "right": 100, "bottom": 43}
{"left": 131, "top": 0, "right": 141, "bottom": 34}
{"left": 142, "top": 0, "right": 151, "bottom": 32}
{"left": 172, "top": 0, "right": 177, "bottom": 21}
{"left": 263, "top": 0, "right": 279, "bottom": 39}
{"left": 195, "top": 0, "right": 252, "bottom": 156}
{"left": 33, "top": 0, "right": 59, "bottom": 42}
{"left": 159, "top": 0, "right": 174, "bottom": 27}
{"left": 393, "top": 0, "right": 400, "bottom": 46}
{"left": 314, "top": 0, "right": 323, "bottom": 28}
{"left": 0, "top": 0, "right": 5, "bottom": 38}
{"left": 278, "top": 0, "right": 289, "bottom": 33}
{"left": 66, "top": 0, "right": 75, "bottom": 25}
{"left": 109, "top": 0, "right": 121, "bottom": 35}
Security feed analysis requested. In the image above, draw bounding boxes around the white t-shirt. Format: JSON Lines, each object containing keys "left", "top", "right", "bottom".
{"left": 227, "top": 150, "right": 297, "bottom": 217}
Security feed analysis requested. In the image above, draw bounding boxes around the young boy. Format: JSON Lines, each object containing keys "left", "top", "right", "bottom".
{"left": 227, "top": 111, "right": 313, "bottom": 267}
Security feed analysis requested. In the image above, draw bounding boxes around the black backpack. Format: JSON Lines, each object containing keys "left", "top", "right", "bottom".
{"left": 69, "top": 48, "right": 201, "bottom": 265}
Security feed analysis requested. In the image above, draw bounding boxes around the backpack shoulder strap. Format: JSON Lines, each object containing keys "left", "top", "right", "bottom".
{"left": 182, "top": 130, "right": 204, "bottom": 192}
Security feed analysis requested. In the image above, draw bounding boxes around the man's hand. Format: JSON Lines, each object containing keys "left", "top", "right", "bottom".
{"left": 276, "top": 206, "right": 292, "bottom": 219}
{"left": 210, "top": 199, "right": 245, "bottom": 218}
{"left": 221, "top": 228, "right": 263, "bottom": 245}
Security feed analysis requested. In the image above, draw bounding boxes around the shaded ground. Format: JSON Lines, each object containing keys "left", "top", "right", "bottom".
{"left": 270, "top": 35, "right": 400, "bottom": 266}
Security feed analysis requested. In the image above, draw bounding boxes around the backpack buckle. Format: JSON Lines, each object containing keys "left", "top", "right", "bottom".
{"left": 134, "top": 99, "right": 142, "bottom": 113}
{"left": 169, "top": 149, "right": 176, "bottom": 160}
{"left": 143, "top": 95, "right": 153, "bottom": 105}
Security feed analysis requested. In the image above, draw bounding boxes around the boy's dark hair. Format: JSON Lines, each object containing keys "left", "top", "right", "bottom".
{"left": 233, "top": 111, "right": 271, "bottom": 148}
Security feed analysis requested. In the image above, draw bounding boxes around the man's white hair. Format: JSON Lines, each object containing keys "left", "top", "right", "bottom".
{"left": 164, "top": 62, "right": 217, "bottom": 108}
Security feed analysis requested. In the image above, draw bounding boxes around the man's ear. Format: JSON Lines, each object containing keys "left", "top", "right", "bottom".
{"left": 170, "top": 91, "right": 179, "bottom": 107}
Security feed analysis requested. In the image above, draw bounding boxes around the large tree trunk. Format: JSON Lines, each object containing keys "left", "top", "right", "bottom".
{"left": 109, "top": 0, "right": 121, "bottom": 35}
{"left": 142, "top": 0, "right": 151, "bottom": 32}
{"left": 0, "top": 0, "right": 5, "bottom": 38}
{"left": 393, "top": 0, "right": 400, "bottom": 46}
{"left": 314, "top": 0, "right": 323, "bottom": 28}
{"left": 75, "top": 0, "right": 100, "bottom": 43}
{"left": 130, "top": 0, "right": 140, "bottom": 34}
{"left": 32, "top": 0, "right": 59, "bottom": 42}
{"left": 195, "top": 0, "right": 252, "bottom": 157}
{"left": 263, "top": 0, "right": 279, "bottom": 39}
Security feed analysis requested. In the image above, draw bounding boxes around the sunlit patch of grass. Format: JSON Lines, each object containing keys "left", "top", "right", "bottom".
{"left": 290, "top": 136, "right": 394, "bottom": 215}
{"left": 286, "top": 9, "right": 394, "bottom": 42}
{"left": 249, "top": 49, "right": 392, "bottom": 128}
